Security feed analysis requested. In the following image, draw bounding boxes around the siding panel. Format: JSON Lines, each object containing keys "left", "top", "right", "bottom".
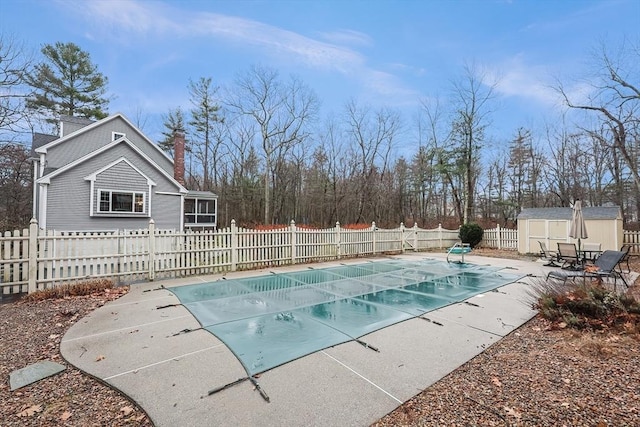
{"left": 45, "top": 144, "right": 181, "bottom": 231}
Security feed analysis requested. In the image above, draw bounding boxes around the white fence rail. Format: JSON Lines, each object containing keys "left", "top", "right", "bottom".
{"left": 1, "top": 219, "right": 460, "bottom": 295}
{"left": 481, "top": 225, "right": 519, "bottom": 250}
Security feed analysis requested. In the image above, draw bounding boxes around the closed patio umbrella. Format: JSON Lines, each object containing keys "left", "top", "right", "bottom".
{"left": 569, "top": 200, "right": 588, "bottom": 254}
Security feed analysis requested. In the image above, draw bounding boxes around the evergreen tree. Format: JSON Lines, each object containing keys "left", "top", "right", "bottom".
{"left": 188, "top": 77, "right": 222, "bottom": 190}
{"left": 159, "top": 107, "right": 187, "bottom": 153}
{"left": 25, "top": 42, "right": 109, "bottom": 127}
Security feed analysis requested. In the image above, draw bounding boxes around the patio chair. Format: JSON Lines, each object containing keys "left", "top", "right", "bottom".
{"left": 546, "top": 250, "right": 629, "bottom": 290}
{"left": 538, "top": 241, "right": 560, "bottom": 267}
{"left": 557, "top": 242, "right": 580, "bottom": 270}
{"left": 581, "top": 242, "right": 602, "bottom": 262}
{"left": 618, "top": 245, "right": 632, "bottom": 274}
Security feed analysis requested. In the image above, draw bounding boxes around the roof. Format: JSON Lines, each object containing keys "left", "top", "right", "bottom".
{"left": 34, "top": 113, "right": 173, "bottom": 164}
{"left": 31, "top": 133, "right": 57, "bottom": 156}
{"left": 517, "top": 206, "right": 622, "bottom": 220}
{"left": 186, "top": 190, "right": 218, "bottom": 199}
{"left": 36, "top": 137, "right": 187, "bottom": 194}
{"left": 60, "top": 115, "right": 95, "bottom": 126}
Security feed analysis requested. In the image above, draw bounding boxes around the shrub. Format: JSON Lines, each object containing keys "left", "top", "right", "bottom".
{"left": 530, "top": 277, "right": 640, "bottom": 332}
{"left": 23, "top": 279, "right": 118, "bottom": 302}
{"left": 459, "top": 223, "right": 484, "bottom": 248}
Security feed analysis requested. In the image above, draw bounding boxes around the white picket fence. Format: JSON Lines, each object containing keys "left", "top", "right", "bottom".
{"left": 0, "top": 219, "right": 460, "bottom": 295}
{"left": 4, "top": 221, "right": 635, "bottom": 296}
{"left": 481, "top": 225, "right": 519, "bottom": 250}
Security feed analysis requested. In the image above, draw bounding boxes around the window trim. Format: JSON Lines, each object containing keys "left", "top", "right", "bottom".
{"left": 97, "top": 189, "right": 146, "bottom": 215}
{"left": 112, "top": 131, "right": 126, "bottom": 141}
{"left": 184, "top": 197, "right": 217, "bottom": 226}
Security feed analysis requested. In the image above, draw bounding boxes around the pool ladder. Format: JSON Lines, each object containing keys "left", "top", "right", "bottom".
{"left": 446, "top": 242, "right": 471, "bottom": 264}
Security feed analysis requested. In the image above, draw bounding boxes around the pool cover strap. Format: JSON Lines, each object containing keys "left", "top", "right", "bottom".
{"left": 207, "top": 376, "right": 270, "bottom": 403}
{"left": 208, "top": 376, "right": 248, "bottom": 396}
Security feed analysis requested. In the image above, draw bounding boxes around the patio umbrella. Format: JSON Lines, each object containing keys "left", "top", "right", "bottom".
{"left": 569, "top": 200, "right": 588, "bottom": 254}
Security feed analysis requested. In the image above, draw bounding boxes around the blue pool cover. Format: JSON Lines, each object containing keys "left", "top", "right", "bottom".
{"left": 168, "top": 259, "right": 522, "bottom": 376}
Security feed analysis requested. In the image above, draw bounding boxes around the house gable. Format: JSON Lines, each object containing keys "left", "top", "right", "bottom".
{"left": 36, "top": 113, "right": 174, "bottom": 176}
{"left": 84, "top": 158, "right": 157, "bottom": 217}
{"left": 38, "top": 141, "right": 184, "bottom": 230}
{"left": 37, "top": 137, "right": 187, "bottom": 194}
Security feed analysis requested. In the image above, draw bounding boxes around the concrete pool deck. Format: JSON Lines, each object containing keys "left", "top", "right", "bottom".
{"left": 60, "top": 253, "right": 551, "bottom": 426}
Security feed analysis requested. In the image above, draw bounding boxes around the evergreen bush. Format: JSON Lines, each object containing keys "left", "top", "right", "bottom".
{"left": 459, "top": 223, "right": 483, "bottom": 248}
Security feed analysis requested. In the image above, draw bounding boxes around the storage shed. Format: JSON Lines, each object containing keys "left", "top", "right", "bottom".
{"left": 517, "top": 206, "right": 623, "bottom": 254}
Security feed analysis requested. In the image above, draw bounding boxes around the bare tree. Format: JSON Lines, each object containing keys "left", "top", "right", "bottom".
{"left": 343, "top": 99, "right": 401, "bottom": 223}
{"left": 420, "top": 97, "right": 464, "bottom": 222}
{"left": 557, "top": 38, "right": 640, "bottom": 219}
{"left": 0, "top": 33, "right": 32, "bottom": 137}
{"left": 0, "top": 143, "right": 32, "bottom": 230}
{"left": 226, "top": 65, "right": 318, "bottom": 224}
{"left": 449, "top": 63, "right": 497, "bottom": 224}
{"left": 225, "top": 115, "right": 262, "bottom": 224}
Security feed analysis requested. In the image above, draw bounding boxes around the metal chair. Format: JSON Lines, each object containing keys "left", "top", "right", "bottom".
{"left": 546, "top": 250, "right": 629, "bottom": 290}
{"left": 618, "top": 245, "right": 632, "bottom": 274}
{"left": 557, "top": 242, "right": 580, "bottom": 270}
{"left": 538, "top": 241, "right": 560, "bottom": 267}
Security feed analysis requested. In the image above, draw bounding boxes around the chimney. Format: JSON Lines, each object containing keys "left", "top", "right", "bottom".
{"left": 173, "top": 129, "right": 186, "bottom": 186}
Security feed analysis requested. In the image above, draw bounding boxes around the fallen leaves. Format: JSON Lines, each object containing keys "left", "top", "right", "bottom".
{"left": 374, "top": 315, "right": 640, "bottom": 427}
{"left": 1, "top": 293, "right": 152, "bottom": 427}
{"left": 503, "top": 406, "right": 522, "bottom": 420}
{"left": 17, "top": 404, "right": 42, "bottom": 417}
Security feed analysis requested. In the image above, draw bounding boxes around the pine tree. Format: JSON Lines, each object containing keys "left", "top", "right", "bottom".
{"left": 25, "top": 42, "right": 109, "bottom": 127}
{"left": 159, "top": 107, "right": 187, "bottom": 153}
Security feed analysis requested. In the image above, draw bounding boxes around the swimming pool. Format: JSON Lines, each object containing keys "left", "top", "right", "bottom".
{"left": 169, "top": 258, "right": 522, "bottom": 376}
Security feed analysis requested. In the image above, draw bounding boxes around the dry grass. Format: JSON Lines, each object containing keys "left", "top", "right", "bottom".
{"left": 23, "top": 279, "right": 118, "bottom": 302}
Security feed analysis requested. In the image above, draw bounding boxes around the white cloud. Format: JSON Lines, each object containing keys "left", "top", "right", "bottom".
{"left": 317, "top": 29, "right": 373, "bottom": 47}
{"left": 488, "top": 55, "right": 562, "bottom": 106}
{"left": 60, "top": 0, "right": 414, "bottom": 101}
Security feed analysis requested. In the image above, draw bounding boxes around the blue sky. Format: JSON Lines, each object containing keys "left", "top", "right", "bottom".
{"left": 2, "top": 0, "right": 638, "bottom": 148}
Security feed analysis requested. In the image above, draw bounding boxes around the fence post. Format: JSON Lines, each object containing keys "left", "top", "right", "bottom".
{"left": 148, "top": 220, "right": 155, "bottom": 281}
{"left": 290, "top": 220, "right": 297, "bottom": 264}
{"left": 231, "top": 219, "right": 238, "bottom": 271}
{"left": 413, "top": 223, "right": 418, "bottom": 252}
{"left": 438, "top": 223, "right": 443, "bottom": 249}
{"left": 28, "top": 218, "right": 38, "bottom": 294}
{"left": 371, "top": 221, "right": 376, "bottom": 254}
{"left": 400, "top": 222, "right": 405, "bottom": 253}
{"left": 335, "top": 222, "right": 341, "bottom": 259}
{"left": 496, "top": 224, "right": 502, "bottom": 250}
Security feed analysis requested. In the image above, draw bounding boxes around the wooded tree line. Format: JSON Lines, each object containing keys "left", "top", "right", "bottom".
{"left": 1, "top": 34, "right": 638, "bottom": 231}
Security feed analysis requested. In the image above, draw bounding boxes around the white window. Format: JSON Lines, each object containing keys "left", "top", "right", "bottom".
{"left": 112, "top": 132, "right": 125, "bottom": 141}
{"left": 184, "top": 198, "right": 216, "bottom": 225}
{"left": 98, "top": 190, "right": 145, "bottom": 213}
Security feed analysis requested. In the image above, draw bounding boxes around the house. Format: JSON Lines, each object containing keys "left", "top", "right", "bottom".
{"left": 32, "top": 114, "right": 217, "bottom": 231}
{"left": 517, "top": 206, "right": 623, "bottom": 254}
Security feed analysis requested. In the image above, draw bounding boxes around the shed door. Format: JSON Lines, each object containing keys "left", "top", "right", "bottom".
{"left": 524, "top": 219, "right": 568, "bottom": 253}
{"left": 548, "top": 220, "right": 569, "bottom": 252}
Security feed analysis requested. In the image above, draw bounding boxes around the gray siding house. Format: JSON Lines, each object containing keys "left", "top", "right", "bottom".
{"left": 32, "top": 114, "right": 217, "bottom": 231}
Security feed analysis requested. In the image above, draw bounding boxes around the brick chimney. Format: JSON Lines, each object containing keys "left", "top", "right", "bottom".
{"left": 173, "top": 129, "right": 186, "bottom": 186}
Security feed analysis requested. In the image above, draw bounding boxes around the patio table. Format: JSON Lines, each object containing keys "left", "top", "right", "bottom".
{"left": 579, "top": 250, "right": 602, "bottom": 263}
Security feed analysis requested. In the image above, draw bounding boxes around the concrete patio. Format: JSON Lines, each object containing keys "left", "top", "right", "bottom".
{"left": 60, "top": 253, "right": 550, "bottom": 426}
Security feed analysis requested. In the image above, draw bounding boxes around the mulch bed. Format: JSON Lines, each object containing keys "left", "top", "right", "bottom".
{"left": 0, "top": 290, "right": 152, "bottom": 426}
